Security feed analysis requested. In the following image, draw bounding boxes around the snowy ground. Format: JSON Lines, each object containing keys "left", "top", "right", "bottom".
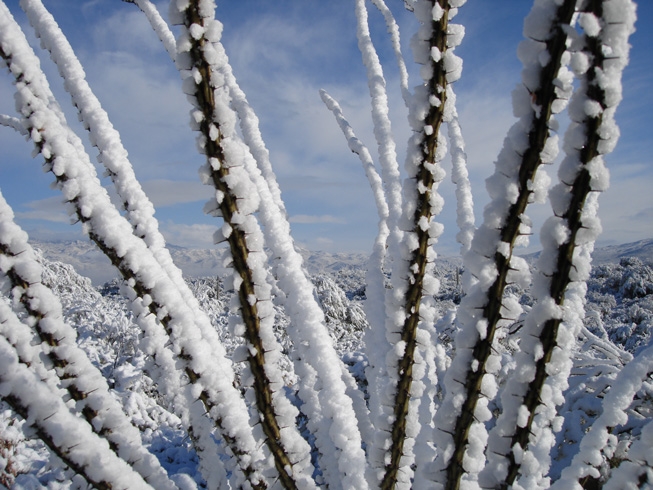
{"left": 1, "top": 240, "right": 651, "bottom": 488}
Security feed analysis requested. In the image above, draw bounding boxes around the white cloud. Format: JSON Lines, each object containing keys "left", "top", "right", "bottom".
{"left": 61, "top": 6, "right": 203, "bottom": 183}
{"left": 312, "top": 237, "right": 336, "bottom": 250}
{"left": 595, "top": 164, "right": 653, "bottom": 245}
{"left": 16, "top": 197, "right": 69, "bottom": 223}
{"left": 141, "top": 179, "right": 212, "bottom": 207}
{"left": 289, "top": 214, "right": 344, "bottom": 225}
{"left": 455, "top": 91, "right": 514, "bottom": 174}
{"left": 24, "top": 226, "right": 85, "bottom": 243}
{"left": 160, "top": 221, "right": 217, "bottom": 249}
{"left": 89, "top": 4, "right": 164, "bottom": 54}
{"left": 82, "top": 51, "right": 200, "bottom": 178}
{"left": 295, "top": 236, "right": 337, "bottom": 253}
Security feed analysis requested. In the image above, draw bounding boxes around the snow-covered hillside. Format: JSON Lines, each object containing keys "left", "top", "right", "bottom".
{"left": 591, "top": 238, "right": 653, "bottom": 265}
{"left": 31, "top": 239, "right": 653, "bottom": 287}
{"left": 1, "top": 240, "right": 651, "bottom": 487}
{"left": 31, "top": 240, "right": 379, "bottom": 285}
{"left": 1, "top": 246, "right": 461, "bottom": 487}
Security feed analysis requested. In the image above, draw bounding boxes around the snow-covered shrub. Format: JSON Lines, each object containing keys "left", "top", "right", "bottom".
{"left": 587, "top": 257, "right": 653, "bottom": 354}
{"left": 0, "top": 0, "right": 647, "bottom": 489}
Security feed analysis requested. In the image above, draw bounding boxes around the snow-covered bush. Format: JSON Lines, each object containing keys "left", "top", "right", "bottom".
{"left": 587, "top": 257, "right": 653, "bottom": 354}
{"left": 0, "top": 0, "right": 649, "bottom": 489}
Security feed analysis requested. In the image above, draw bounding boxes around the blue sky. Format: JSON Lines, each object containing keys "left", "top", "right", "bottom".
{"left": 0, "top": 1, "right": 651, "bottom": 256}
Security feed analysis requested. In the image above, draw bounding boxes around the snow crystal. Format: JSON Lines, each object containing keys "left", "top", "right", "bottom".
{"left": 446, "top": 24, "right": 465, "bottom": 48}
{"left": 538, "top": 48, "right": 552, "bottom": 68}
{"left": 570, "top": 51, "right": 590, "bottom": 75}
{"left": 188, "top": 23, "right": 204, "bottom": 40}
{"left": 584, "top": 99, "right": 603, "bottom": 118}
{"left": 430, "top": 46, "right": 441, "bottom": 63}
{"left": 540, "top": 133, "right": 559, "bottom": 164}
{"left": 431, "top": 3, "right": 444, "bottom": 21}
{"left": 517, "top": 405, "right": 530, "bottom": 428}
{"left": 444, "top": 52, "right": 463, "bottom": 83}
{"left": 475, "top": 319, "right": 488, "bottom": 340}
{"left": 578, "top": 12, "right": 601, "bottom": 38}
{"left": 517, "top": 38, "right": 546, "bottom": 67}
{"left": 588, "top": 157, "right": 609, "bottom": 191}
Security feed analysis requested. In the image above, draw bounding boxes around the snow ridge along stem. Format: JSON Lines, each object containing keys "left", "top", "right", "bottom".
{"left": 175, "top": 2, "right": 316, "bottom": 488}
{"left": 0, "top": 6, "right": 262, "bottom": 487}
{"left": 383, "top": 1, "right": 450, "bottom": 489}
{"left": 431, "top": 1, "right": 578, "bottom": 488}
{"left": 498, "top": 1, "right": 635, "bottom": 486}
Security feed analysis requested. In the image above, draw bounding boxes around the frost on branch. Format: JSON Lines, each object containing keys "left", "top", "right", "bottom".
{"left": 553, "top": 341, "right": 653, "bottom": 489}
{"left": 445, "top": 85, "right": 475, "bottom": 262}
{"left": 174, "top": 4, "right": 314, "bottom": 489}
{"left": 320, "top": 88, "right": 390, "bottom": 471}
{"left": 174, "top": 1, "right": 370, "bottom": 488}
{"left": 0, "top": 0, "right": 645, "bottom": 489}
{"left": 482, "top": 1, "right": 636, "bottom": 487}
{"left": 430, "top": 1, "right": 578, "bottom": 488}
{"left": 125, "top": 0, "right": 370, "bottom": 486}
{"left": 0, "top": 334, "right": 155, "bottom": 490}
{"left": 368, "top": 0, "right": 460, "bottom": 487}
{"left": 0, "top": 190, "right": 178, "bottom": 490}
{"left": 0, "top": 4, "right": 262, "bottom": 488}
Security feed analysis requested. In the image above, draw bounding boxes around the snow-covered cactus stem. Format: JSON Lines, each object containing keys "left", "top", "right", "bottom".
{"left": 0, "top": 334, "right": 154, "bottom": 490}
{"left": 148, "top": 2, "right": 366, "bottom": 486}
{"left": 374, "top": 1, "right": 461, "bottom": 488}
{"left": 124, "top": 0, "right": 178, "bottom": 59}
{"left": 430, "top": 1, "right": 578, "bottom": 488}
{"left": 370, "top": 0, "right": 411, "bottom": 106}
{"left": 445, "top": 86, "right": 475, "bottom": 261}
{"left": 351, "top": 2, "right": 405, "bottom": 482}
{"left": 1, "top": 5, "right": 264, "bottom": 487}
{"left": 320, "top": 88, "right": 391, "bottom": 437}
{"left": 20, "top": 0, "right": 218, "bottom": 363}
{"left": 483, "top": 1, "right": 636, "bottom": 488}
{"left": 604, "top": 411, "right": 653, "bottom": 489}
{"left": 173, "top": 1, "right": 316, "bottom": 488}
{"left": 87, "top": 245, "right": 244, "bottom": 489}
{"left": 0, "top": 114, "right": 26, "bottom": 134}
{"left": 0, "top": 195, "right": 179, "bottom": 490}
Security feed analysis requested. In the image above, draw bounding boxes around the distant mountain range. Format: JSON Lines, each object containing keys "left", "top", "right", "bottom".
{"left": 31, "top": 238, "right": 653, "bottom": 286}
{"left": 590, "top": 239, "right": 653, "bottom": 265}
{"left": 30, "top": 240, "right": 372, "bottom": 285}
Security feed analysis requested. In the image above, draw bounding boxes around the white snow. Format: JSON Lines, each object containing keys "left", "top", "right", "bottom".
{"left": 0, "top": 0, "right": 645, "bottom": 488}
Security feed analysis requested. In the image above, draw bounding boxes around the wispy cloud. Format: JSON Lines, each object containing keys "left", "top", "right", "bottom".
{"left": 289, "top": 214, "right": 344, "bottom": 225}
{"left": 88, "top": 4, "right": 164, "bottom": 54}
{"left": 15, "top": 196, "right": 69, "bottom": 223}
{"left": 141, "top": 179, "right": 212, "bottom": 207}
{"left": 160, "top": 222, "right": 217, "bottom": 249}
